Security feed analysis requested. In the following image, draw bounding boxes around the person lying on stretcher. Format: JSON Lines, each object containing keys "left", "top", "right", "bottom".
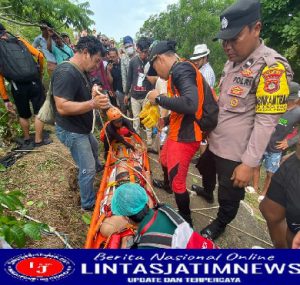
{"left": 100, "top": 107, "right": 138, "bottom": 159}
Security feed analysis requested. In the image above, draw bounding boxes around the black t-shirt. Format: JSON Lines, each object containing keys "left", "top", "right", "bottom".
{"left": 111, "top": 62, "right": 123, "bottom": 93}
{"left": 267, "top": 154, "right": 300, "bottom": 233}
{"left": 52, "top": 62, "right": 92, "bottom": 134}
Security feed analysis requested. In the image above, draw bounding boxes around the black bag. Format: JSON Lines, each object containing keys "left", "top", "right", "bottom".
{"left": 170, "top": 61, "right": 219, "bottom": 133}
{"left": 196, "top": 76, "right": 219, "bottom": 133}
{"left": 0, "top": 35, "right": 39, "bottom": 82}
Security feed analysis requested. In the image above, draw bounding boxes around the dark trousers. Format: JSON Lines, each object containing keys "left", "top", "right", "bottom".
{"left": 196, "top": 148, "right": 216, "bottom": 193}
{"left": 197, "top": 148, "right": 245, "bottom": 226}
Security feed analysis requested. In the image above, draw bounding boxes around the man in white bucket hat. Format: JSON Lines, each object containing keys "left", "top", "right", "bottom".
{"left": 190, "top": 44, "right": 216, "bottom": 87}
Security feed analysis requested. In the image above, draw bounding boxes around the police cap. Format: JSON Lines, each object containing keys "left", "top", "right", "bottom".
{"left": 214, "top": 0, "right": 261, "bottom": 41}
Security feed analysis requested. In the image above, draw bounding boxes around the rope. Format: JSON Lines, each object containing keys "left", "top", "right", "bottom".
{"left": 1, "top": 204, "right": 73, "bottom": 249}
{"left": 191, "top": 209, "right": 273, "bottom": 247}
{"left": 96, "top": 109, "right": 160, "bottom": 203}
{"left": 148, "top": 155, "right": 203, "bottom": 180}
{"left": 14, "top": 149, "right": 77, "bottom": 167}
{"left": 96, "top": 88, "right": 151, "bottom": 122}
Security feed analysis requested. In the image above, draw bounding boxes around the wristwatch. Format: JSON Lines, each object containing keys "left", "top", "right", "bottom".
{"left": 155, "top": 95, "right": 161, "bottom": 105}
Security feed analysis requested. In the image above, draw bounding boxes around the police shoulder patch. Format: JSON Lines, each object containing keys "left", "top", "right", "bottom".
{"left": 256, "top": 62, "right": 289, "bottom": 114}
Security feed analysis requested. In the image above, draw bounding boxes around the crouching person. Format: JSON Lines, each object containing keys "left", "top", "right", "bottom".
{"left": 111, "top": 183, "right": 218, "bottom": 249}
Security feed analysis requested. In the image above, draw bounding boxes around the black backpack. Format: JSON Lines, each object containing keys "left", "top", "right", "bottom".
{"left": 170, "top": 61, "right": 219, "bottom": 133}
{"left": 196, "top": 74, "right": 219, "bottom": 133}
{"left": 0, "top": 35, "right": 39, "bottom": 82}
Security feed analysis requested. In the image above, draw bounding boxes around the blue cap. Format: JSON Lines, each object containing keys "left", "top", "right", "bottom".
{"left": 111, "top": 183, "right": 148, "bottom": 216}
{"left": 123, "top": 35, "right": 134, "bottom": 46}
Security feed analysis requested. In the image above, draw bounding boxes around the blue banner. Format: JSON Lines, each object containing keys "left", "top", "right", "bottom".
{"left": 1, "top": 249, "right": 300, "bottom": 285}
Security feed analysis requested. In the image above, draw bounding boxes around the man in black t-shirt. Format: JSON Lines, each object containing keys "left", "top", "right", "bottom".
{"left": 53, "top": 36, "right": 109, "bottom": 211}
{"left": 260, "top": 139, "right": 300, "bottom": 248}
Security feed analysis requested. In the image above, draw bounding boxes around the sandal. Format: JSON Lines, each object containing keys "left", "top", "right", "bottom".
{"left": 34, "top": 138, "right": 53, "bottom": 147}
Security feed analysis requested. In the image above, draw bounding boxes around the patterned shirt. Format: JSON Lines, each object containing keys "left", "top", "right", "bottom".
{"left": 200, "top": 62, "right": 216, "bottom": 88}
{"left": 121, "top": 54, "right": 131, "bottom": 93}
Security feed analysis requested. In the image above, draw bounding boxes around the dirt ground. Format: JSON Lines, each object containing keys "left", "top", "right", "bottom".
{"left": 0, "top": 126, "right": 272, "bottom": 249}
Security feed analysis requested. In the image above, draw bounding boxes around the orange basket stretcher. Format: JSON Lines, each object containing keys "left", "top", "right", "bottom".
{"left": 85, "top": 133, "right": 157, "bottom": 249}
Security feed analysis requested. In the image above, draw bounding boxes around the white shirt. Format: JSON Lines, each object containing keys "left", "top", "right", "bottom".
{"left": 200, "top": 62, "right": 216, "bottom": 88}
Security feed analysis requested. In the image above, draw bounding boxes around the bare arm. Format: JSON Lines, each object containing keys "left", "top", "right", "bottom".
{"left": 54, "top": 87, "right": 109, "bottom": 116}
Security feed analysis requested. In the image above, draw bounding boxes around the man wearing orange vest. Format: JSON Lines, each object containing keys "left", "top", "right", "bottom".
{"left": 146, "top": 40, "right": 214, "bottom": 227}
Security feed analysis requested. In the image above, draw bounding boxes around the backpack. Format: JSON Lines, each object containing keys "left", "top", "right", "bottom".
{"left": 170, "top": 61, "right": 219, "bottom": 133}
{"left": 0, "top": 34, "right": 39, "bottom": 82}
{"left": 197, "top": 75, "right": 219, "bottom": 133}
{"left": 135, "top": 204, "right": 218, "bottom": 249}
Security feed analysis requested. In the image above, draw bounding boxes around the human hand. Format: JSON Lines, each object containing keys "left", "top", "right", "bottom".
{"left": 4, "top": 101, "right": 16, "bottom": 114}
{"left": 92, "top": 86, "right": 110, "bottom": 109}
{"left": 92, "top": 84, "right": 102, "bottom": 98}
{"left": 276, "top": 139, "right": 289, "bottom": 150}
{"left": 292, "top": 231, "right": 300, "bottom": 249}
{"left": 124, "top": 95, "right": 129, "bottom": 105}
{"left": 108, "top": 91, "right": 115, "bottom": 97}
{"left": 147, "top": 89, "right": 160, "bottom": 104}
{"left": 107, "top": 63, "right": 113, "bottom": 72}
{"left": 158, "top": 118, "right": 165, "bottom": 130}
{"left": 231, "top": 163, "right": 254, "bottom": 188}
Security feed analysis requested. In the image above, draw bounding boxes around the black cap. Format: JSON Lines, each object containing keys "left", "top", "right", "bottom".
{"left": 214, "top": 0, "right": 261, "bottom": 41}
{"left": 147, "top": 40, "right": 176, "bottom": 76}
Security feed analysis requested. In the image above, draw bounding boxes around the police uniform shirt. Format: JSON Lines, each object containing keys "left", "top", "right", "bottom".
{"left": 209, "top": 43, "right": 293, "bottom": 167}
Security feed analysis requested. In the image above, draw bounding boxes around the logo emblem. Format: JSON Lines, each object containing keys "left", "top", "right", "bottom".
{"left": 262, "top": 68, "right": 284, "bottom": 94}
{"left": 221, "top": 17, "right": 228, "bottom": 29}
{"left": 4, "top": 253, "right": 75, "bottom": 282}
{"left": 230, "top": 98, "right": 239, "bottom": 107}
{"left": 230, "top": 85, "right": 244, "bottom": 96}
{"left": 241, "top": 69, "right": 253, "bottom": 77}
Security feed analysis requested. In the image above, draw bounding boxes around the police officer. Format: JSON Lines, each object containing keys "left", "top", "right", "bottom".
{"left": 200, "top": 0, "right": 293, "bottom": 240}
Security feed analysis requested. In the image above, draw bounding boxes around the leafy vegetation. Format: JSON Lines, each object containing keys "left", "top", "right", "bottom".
{"left": 0, "top": 0, "right": 94, "bottom": 31}
{"left": 261, "top": 0, "right": 300, "bottom": 81}
{"left": 138, "top": 0, "right": 235, "bottom": 78}
{"left": 139, "top": 0, "right": 300, "bottom": 80}
{"left": 0, "top": 182, "right": 48, "bottom": 247}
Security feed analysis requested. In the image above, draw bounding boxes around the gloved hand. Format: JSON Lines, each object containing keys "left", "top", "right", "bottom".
{"left": 139, "top": 101, "right": 151, "bottom": 118}
{"left": 140, "top": 102, "right": 160, "bottom": 128}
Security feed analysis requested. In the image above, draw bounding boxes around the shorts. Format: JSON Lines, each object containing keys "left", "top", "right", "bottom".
{"left": 11, "top": 80, "right": 45, "bottom": 119}
{"left": 261, "top": 151, "right": 282, "bottom": 173}
{"left": 267, "top": 154, "right": 300, "bottom": 233}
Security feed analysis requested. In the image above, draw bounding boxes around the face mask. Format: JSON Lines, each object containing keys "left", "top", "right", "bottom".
{"left": 125, "top": 46, "right": 134, "bottom": 56}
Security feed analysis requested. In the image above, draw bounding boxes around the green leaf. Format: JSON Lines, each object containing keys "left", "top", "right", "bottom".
{"left": 23, "top": 223, "right": 41, "bottom": 240}
{"left": 37, "top": 201, "right": 44, "bottom": 208}
{"left": 82, "top": 213, "right": 91, "bottom": 225}
{"left": 0, "top": 164, "right": 6, "bottom": 172}
{"left": 10, "top": 225, "right": 26, "bottom": 248}
{"left": 0, "top": 195, "right": 18, "bottom": 210}
{"left": 26, "top": 201, "right": 34, "bottom": 206}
